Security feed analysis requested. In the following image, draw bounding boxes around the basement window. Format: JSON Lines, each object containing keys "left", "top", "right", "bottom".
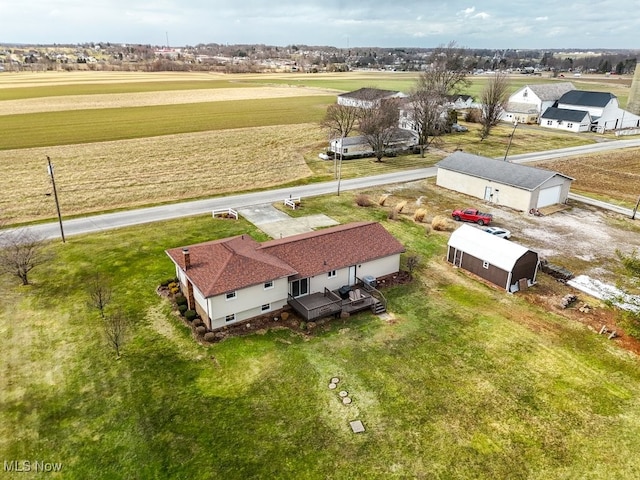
{"left": 483, "top": 261, "right": 490, "bottom": 269}
{"left": 261, "top": 303, "right": 271, "bottom": 312}
{"left": 225, "top": 314, "right": 235, "bottom": 323}
{"left": 226, "top": 291, "right": 237, "bottom": 300}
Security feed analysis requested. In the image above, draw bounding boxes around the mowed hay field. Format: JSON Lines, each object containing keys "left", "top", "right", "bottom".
{"left": 537, "top": 149, "right": 640, "bottom": 206}
{"left": 0, "top": 72, "right": 337, "bottom": 223}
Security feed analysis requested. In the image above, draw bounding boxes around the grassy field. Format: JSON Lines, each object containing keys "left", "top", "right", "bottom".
{"left": 2, "top": 192, "right": 640, "bottom": 479}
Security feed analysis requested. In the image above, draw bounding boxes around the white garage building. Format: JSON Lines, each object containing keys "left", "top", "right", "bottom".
{"left": 436, "top": 152, "right": 573, "bottom": 212}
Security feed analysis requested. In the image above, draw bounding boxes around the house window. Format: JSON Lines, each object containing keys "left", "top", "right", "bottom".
{"left": 226, "top": 291, "right": 236, "bottom": 300}
{"left": 291, "top": 278, "right": 309, "bottom": 298}
{"left": 261, "top": 303, "right": 271, "bottom": 312}
{"left": 225, "top": 314, "right": 236, "bottom": 322}
{"left": 343, "top": 148, "right": 348, "bottom": 154}
{"left": 546, "top": 120, "right": 553, "bottom": 126}
{"left": 567, "top": 122, "right": 573, "bottom": 128}
{"left": 523, "top": 90, "right": 528, "bottom": 98}
{"left": 328, "top": 270, "right": 337, "bottom": 278}
{"left": 482, "top": 261, "right": 489, "bottom": 269}
{"left": 264, "top": 281, "right": 274, "bottom": 289}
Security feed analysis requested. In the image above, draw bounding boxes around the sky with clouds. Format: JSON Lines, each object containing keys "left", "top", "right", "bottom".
{"left": 2, "top": 1, "right": 639, "bottom": 49}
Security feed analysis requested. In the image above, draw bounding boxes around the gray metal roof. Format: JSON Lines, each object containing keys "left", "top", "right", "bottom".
{"left": 436, "top": 151, "right": 573, "bottom": 190}
{"left": 558, "top": 90, "right": 616, "bottom": 107}
{"left": 338, "top": 87, "right": 402, "bottom": 100}
{"left": 527, "top": 82, "right": 575, "bottom": 101}
{"left": 541, "top": 107, "right": 591, "bottom": 122}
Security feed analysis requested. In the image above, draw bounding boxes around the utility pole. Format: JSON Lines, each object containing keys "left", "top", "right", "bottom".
{"left": 632, "top": 195, "right": 640, "bottom": 220}
{"left": 47, "top": 156, "right": 65, "bottom": 243}
{"left": 503, "top": 121, "right": 518, "bottom": 161}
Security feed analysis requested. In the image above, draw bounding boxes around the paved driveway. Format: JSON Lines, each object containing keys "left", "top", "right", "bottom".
{"left": 237, "top": 204, "right": 338, "bottom": 238}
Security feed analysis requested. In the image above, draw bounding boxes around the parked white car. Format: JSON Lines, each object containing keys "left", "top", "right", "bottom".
{"left": 483, "top": 226, "right": 511, "bottom": 239}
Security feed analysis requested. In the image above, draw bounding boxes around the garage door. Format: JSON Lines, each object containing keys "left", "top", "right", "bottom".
{"left": 537, "top": 185, "right": 562, "bottom": 208}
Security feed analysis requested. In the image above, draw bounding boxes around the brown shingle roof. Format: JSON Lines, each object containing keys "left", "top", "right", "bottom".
{"left": 260, "top": 221, "right": 405, "bottom": 278}
{"left": 166, "top": 222, "right": 405, "bottom": 297}
{"left": 166, "top": 235, "right": 297, "bottom": 297}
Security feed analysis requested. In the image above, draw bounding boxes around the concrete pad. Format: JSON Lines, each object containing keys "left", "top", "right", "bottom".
{"left": 236, "top": 204, "right": 290, "bottom": 225}
{"left": 256, "top": 215, "right": 338, "bottom": 238}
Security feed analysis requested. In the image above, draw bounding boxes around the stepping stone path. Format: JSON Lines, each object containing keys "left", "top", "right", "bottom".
{"left": 349, "top": 420, "right": 365, "bottom": 433}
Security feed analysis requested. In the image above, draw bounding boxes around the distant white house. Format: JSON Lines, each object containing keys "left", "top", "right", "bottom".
{"left": 337, "top": 87, "right": 407, "bottom": 108}
{"left": 540, "top": 107, "right": 591, "bottom": 132}
{"left": 503, "top": 82, "right": 575, "bottom": 124}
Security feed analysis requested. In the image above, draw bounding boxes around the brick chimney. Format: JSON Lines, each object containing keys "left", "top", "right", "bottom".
{"left": 182, "top": 248, "right": 190, "bottom": 270}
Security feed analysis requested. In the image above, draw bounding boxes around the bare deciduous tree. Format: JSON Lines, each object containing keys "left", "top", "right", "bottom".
{"left": 409, "top": 76, "right": 448, "bottom": 157}
{"left": 0, "top": 229, "right": 49, "bottom": 286}
{"left": 426, "top": 41, "right": 471, "bottom": 96}
{"left": 88, "top": 273, "right": 113, "bottom": 320}
{"left": 321, "top": 103, "right": 359, "bottom": 139}
{"left": 479, "top": 72, "right": 510, "bottom": 140}
{"left": 406, "top": 254, "right": 421, "bottom": 279}
{"left": 104, "top": 308, "right": 128, "bottom": 359}
{"left": 358, "top": 98, "right": 400, "bottom": 162}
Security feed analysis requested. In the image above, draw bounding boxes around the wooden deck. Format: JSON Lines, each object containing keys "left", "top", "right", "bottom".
{"left": 288, "top": 287, "right": 381, "bottom": 321}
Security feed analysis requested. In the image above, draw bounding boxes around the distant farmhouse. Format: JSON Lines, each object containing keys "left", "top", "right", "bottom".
{"left": 337, "top": 87, "right": 407, "bottom": 108}
{"left": 503, "top": 82, "right": 576, "bottom": 124}
{"left": 503, "top": 82, "right": 640, "bottom": 133}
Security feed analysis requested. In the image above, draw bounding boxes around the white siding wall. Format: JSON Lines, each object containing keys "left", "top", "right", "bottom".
{"left": 509, "top": 87, "right": 543, "bottom": 112}
{"left": 207, "top": 277, "right": 289, "bottom": 330}
{"left": 540, "top": 118, "right": 589, "bottom": 132}
{"left": 306, "top": 254, "right": 401, "bottom": 294}
{"left": 436, "top": 169, "right": 533, "bottom": 212}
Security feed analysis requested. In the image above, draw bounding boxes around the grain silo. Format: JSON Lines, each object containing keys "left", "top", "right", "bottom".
{"left": 628, "top": 64, "right": 640, "bottom": 116}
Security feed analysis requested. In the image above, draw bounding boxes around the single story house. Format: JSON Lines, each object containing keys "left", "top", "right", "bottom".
{"left": 551, "top": 90, "right": 640, "bottom": 132}
{"left": 447, "top": 224, "right": 540, "bottom": 292}
{"left": 329, "top": 129, "right": 418, "bottom": 159}
{"left": 503, "top": 82, "right": 575, "bottom": 124}
{"left": 166, "top": 222, "right": 405, "bottom": 330}
{"left": 337, "top": 87, "right": 407, "bottom": 109}
{"left": 436, "top": 152, "right": 574, "bottom": 211}
{"left": 540, "top": 107, "right": 591, "bottom": 132}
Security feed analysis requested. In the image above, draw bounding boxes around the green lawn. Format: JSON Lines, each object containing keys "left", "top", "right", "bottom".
{"left": 2, "top": 193, "right": 640, "bottom": 479}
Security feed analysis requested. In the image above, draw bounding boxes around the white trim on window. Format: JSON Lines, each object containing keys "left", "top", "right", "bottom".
{"left": 226, "top": 291, "right": 237, "bottom": 300}
{"left": 261, "top": 303, "right": 271, "bottom": 312}
{"left": 264, "top": 281, "right": 274, "bottom": 290}
{"left": 327, "top": 270, "right": 337, "bottom": 278}
{"left": 225, "top": 314, "right": 236, "bottom": 322}
{"left": 482, "top": 261, "right": 489, "bottom": 269}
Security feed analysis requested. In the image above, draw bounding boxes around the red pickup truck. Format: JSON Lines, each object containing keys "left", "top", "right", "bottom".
{"left": 452, "top": 208, "right": 493, "bottom": 226}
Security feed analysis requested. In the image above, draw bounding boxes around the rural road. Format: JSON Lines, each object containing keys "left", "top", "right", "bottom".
{"left": 4, "top": 138, "right": 640, "bottom": 243}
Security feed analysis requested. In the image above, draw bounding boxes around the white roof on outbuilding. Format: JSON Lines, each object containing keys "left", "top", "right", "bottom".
{"left": 448, "top": 224, "right": 533, "bottom": 272}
